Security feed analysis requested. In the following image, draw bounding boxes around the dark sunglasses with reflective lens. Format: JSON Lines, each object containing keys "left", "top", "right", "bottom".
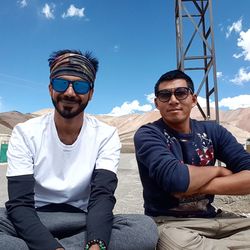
{"left": 156, "top": 87, "right": 193, "bottom": 103}
{"left": 51, "top": 78, "right": 92, "bottom": 95}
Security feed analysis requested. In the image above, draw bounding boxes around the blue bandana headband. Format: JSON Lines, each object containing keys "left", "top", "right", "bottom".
{"left": 49, "top": 53, "right": 96, "bottom": 85}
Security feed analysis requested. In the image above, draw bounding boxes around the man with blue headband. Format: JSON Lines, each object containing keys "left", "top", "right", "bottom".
{"left": 0, "top": 49, "right": 158, "bottom": 250}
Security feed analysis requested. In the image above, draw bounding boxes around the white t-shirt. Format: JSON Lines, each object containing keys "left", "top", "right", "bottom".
{"left": 7, "top": 111, "right": 121, "bottom": 211}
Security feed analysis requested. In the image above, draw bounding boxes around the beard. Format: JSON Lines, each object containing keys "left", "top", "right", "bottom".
{"left": 51, "top": 96, "right": 89, "bottom": 119}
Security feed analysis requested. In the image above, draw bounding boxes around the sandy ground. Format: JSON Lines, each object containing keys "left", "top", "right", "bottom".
{"left": 1, "top": 153, "right": 250, "bottom": 215}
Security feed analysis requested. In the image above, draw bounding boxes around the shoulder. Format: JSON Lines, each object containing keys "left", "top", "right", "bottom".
{"left": 191, "top": 119, "right": 237, "bottom": 143}
{"left": 134, "top": 118, "right": 165, "bottom": 142}
{"left": 84, "top": 114, "right": 118, "bottom": 135}
{"left": 192, "top": 118, "right": 216, "bottom": 127}
{"left": 192, "top": 119, "right": 224, "bottom": 132}
{"left": 14, "top": 112, "right": 52, "bottom": 132}
{"left": 192, "top": 119, "right": 231, "bottom": 131}
{"left": 84, "top": 115, "right": 121, "bottom": 161}
{"left": 11, "top": 112, "right": 53, "bottom": 141}
{"left": 85, "top": 114, "right": 116, "bottom": 128}
{"left": 136, "top": 118, "right": 165, "bottom": 133}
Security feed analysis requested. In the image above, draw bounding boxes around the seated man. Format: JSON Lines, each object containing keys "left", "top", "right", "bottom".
{"left": 0, "top": 49, "right": 158, "bottom": 250}
{"left": 134, "top": 69, "right": 250, "bottom": 250}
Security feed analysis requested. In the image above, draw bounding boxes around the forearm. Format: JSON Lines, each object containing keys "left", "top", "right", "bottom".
{"left": 186, "top": 165, "right": 232, "bottom": 194}
{"left": 87, "top": 200, "right": 114, "bottom": 244}
{"left": 87, "top": 169, "right": 117, "bottom": 246}
{"left": 6, "top": 175, "right": 62, "bottom": 250}
{"left": 199, "top": 170, "right": 250, "bottom": 195}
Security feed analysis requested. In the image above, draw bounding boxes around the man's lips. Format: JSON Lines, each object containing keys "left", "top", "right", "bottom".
{"left": 167, "top": 108, "right": 182, "bottom": 112}
{"left": 60, "top": 99, "right": 79, "bottom": 105}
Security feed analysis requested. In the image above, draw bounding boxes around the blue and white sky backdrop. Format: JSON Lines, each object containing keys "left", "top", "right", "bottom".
{"left": 0, "top": 0, "right": 249, "bottom": 115}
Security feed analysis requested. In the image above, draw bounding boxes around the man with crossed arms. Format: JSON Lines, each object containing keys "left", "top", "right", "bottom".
{"left": 134, "top": 69, "right": 250, "bottom": 250}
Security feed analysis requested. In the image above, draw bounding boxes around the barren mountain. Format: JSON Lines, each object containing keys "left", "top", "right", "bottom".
{"left": 220, "top": 108, "right": 250, "bottom": 133}
{"left": 0, "top": 108, "right": 249, "bottom": 152}
{"left": 96, "top": 108, "right": 250, "bottom": 152}
{"left": 0, "top": 111, "right": 35, "bottom": 129}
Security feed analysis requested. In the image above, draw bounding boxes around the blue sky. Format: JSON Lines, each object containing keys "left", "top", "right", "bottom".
{"left": 0, "top": 0, "right": 249, "bottom": 116}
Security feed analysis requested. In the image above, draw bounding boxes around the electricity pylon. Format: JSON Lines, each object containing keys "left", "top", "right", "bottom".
{"left": 175, "top": 0, "right": 219, "bottom": 122}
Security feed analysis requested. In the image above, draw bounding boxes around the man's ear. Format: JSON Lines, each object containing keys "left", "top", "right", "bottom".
{"left": 88, "top": 88, "right": 94, "bottom": 101}
{"left": 154, "top": 98, "right": 159, "bottom": 110}
{"left": 192, "top": 94, "right": 198, "bottom": 107}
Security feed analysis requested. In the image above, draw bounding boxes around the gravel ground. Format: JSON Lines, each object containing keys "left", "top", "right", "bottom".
{"left": 1, "top": 154, "right": 250, "bottom": 216}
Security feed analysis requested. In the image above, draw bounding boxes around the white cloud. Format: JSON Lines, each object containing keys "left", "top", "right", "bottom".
{"left": 226, "top": 18, "right": 242, "bottom": 38}
{"left": 108, "top": 100, "right": 152, "bottom": 116}
{"left": 62, "top": 5, "right": 84, "bottom": 18}
{"left": 197, "top": 96, "right": 216, "bottom": 109}
{"left": 170, "top": 94, "right": 250, "bottom": 110}
{"left": 17, "top": 0, "right": 27, "bottom": 8}
{"left": 230, "top": 67, "right": 250, "bottom": 85}
{"left": 146, "top": 93, "right": 155, "bottom": 104}
{"left": 218, "top": 95, "right": 250, "bottom": 110}
{"left": 235, "top": 29, "right": 250, "bottom": 61}
{"left": 42, "top": 3, "right": 55, "bottom": 19}
{"left": 217, "top": 72, "right": 223, "bottom": 78}
{"left": 197, "top": 96, "right": 208, "bottom": 108}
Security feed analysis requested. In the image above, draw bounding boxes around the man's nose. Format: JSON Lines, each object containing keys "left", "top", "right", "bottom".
{"left": 168, "top": 92, "right": 179, "bottom": 103}
{"left": 64, "top": 83, "right": 76, "bottom": 96}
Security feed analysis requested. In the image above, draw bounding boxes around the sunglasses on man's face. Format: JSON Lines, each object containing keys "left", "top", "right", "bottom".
{"left": 51, "top": 78, "right": 92, "bottom": 95}
{"left": 156, "top": 87, "right": 193, "bottom": 103}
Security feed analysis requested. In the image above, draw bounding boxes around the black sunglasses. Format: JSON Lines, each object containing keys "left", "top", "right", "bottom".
{"left": 51, "top": 78, "right": 92, "bottom": 95}
{"left": 156, "top": 87, "right": 193, "bottom": 103}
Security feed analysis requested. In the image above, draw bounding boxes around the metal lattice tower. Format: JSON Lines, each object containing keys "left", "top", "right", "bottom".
{"left": 175, "top": 0, "right": 219, "bottom": 122}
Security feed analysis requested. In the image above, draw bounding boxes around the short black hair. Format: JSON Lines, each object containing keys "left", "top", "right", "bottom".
{"left": 154, "top": 69, "right": 194, "bottom": 95}
{"left": 48, "top": 49, "right": 99, "bottom": 73}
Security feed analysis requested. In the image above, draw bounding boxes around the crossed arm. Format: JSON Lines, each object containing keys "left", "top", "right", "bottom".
{"left": 134, "top": 123, "right": 250, "bottom": 198}
{"left": 196, "top": 168, "right": 250, "bottom": 195}
{"left": 177, "top": 165, "right": 250, "bottom": 197}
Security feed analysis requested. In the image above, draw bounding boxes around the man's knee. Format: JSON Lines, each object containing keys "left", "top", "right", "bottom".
{"left": 131, "top": 214, "right": 159, "bottom": 248}
{"left": 0, "top": 211, "right": 17, "bottom": 236}
{"left": 111, "top": 214, "right": 158, "bottom": 250}
{"left": 157, "top": 227, "right": 203, "bottom": 250}
{"left": 0, "top": 234, "right": 29, "bottom": 250}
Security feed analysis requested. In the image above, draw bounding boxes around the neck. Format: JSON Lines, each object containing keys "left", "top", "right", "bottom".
{"left": 54, "top": 110, "right": 84, "bottom": 145}
{"left": 163, "top": 118, "right": 191, "bottom": 134}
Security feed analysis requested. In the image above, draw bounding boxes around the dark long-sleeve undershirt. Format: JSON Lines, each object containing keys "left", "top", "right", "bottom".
{"left": 6, "top": 174, "right": 62, "bottom": 250}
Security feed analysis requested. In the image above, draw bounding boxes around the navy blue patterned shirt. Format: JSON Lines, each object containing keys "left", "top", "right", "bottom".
{"left": 134, "top": 118, "right": 250, "bottom": 217}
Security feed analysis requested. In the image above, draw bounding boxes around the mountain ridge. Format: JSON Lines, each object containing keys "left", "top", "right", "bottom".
{"left": 0, "top": 108, "right": 249, "bottom": 152}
